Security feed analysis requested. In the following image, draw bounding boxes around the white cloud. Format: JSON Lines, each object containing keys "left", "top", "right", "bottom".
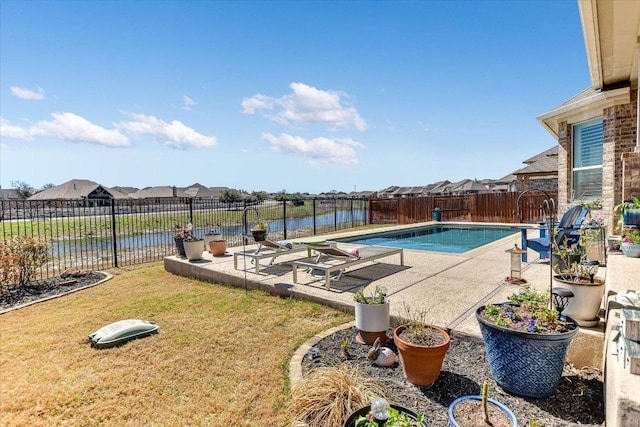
{"left": 241, "top": 94, "right": 274, "bottom": 114}
{"left": 11, "top": 86, "right": 46, "bottom": 100}
{"left": 183, "top": 95, "right": 197, "bottom": 111}
{"left": 118, "top": 113, "right": 217, "bottom": 149}
{"left": 262, "top": 132, "right": 365, "bottom": 165}
{"left": 29, "top": 112, "right": 131, "bottom": 147}
{"left": 0, "top": 117, "right": 33, "bottom": 141}
{"left": 242, "top": 82, "right": 367, "bottom": 131}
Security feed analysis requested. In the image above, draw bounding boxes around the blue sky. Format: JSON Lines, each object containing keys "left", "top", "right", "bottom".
{"left": 0, "top": 1, "right": 590, "bottom": 194}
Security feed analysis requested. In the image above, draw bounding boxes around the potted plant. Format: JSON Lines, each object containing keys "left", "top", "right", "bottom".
{"left": 204, "top": 225, "right": 223, "bottom": 252}
{"left": 614, "top": 196, "right": 640, "bottom": 229}
{"left": 204, "top": 226, "right": 227, "bottom": 257}
{"left": 173, "top": 223, "right": 192, "bottom": 258}
{"left": 476, "top": 285, "right": 579, "bottom": 398}
{"left": 353, "top": 286, "right": 390, "bottom": 345}
{"left": 551, "top": 228, "right": 605, "bottom": 326}
{"left": 393, "top": 303, "right": 450, "bottom": 386}
{"left": 621, "top": 229, "right": 640, "bottom": 258}
{"left": 250, "top": 220, "right": 269, "bottom": 242}
{"left": 448, "top": 380, "right": 518, "bottom": 427}
{"left": 180, "top": 224, "right": 204, "bottom": 261}
{"left": 344, "top": 398, "right": 427, "bottom": 427}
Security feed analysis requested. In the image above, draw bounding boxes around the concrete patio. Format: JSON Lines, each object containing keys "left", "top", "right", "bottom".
{"left": 163, "top": 222, "right": 639, "bottom": 426}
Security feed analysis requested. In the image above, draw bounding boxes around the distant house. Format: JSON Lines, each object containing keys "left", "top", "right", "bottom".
{"left": 449, "top": 179, "right": 489, "bottom": 195}
{"left": 537, "top": 0, "right": 640, "bottom": 234}
{"left": 427, "top": 181, "right": 454, "bottom": 195}
{"left": 111, "top": 186, "right": 139, "bottom": 195}
{"left": 0, "top": 188, "right": 22, "bottom": 201}
{"left": 378, "top": 186, "right": 400, "bottom": 198}
{"left": 129, "top": 186, "right": 187, "bottom": 200}
{"left": 184, "top": 183, "right": 217, "bottom": 199}
{"left": 28, "top": 179, "right": 127, "bottom": 206}
{"left": 490, "top": 174, "right": 518, "bottom": 193}
{"left": 511, "top": 146, "right": 558, "bottom": 193}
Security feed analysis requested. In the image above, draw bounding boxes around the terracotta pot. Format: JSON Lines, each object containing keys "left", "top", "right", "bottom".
{"left": 208, "top": 240, "right": 227, "bottom": 257}
{"left": 393, "top": 324, "right": 450, "bottom": 386}
{"left": 204, "top": 233, "right": 223, "bottom": 252}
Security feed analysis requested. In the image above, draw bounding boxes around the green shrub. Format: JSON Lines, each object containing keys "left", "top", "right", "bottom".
{"left": 0, "top": 236, "right": 51, "bottom": 290}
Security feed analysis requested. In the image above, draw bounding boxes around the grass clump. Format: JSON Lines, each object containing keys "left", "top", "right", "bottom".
{"left": 290, "top": 364, "right": 384, "bottom": 427}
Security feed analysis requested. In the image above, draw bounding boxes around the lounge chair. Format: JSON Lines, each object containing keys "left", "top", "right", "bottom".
{"left": 233, "top": 239, "right": 306, "bottom": 274}
{"left": 520, "top": 205, "right": 588, "bottom": 262}
{"left": 292, "top": 244, "right": 404, "bottom": 290}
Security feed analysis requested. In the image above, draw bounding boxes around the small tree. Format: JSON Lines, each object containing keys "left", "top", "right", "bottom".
{"left": 11, "top": 180, "right": 36, "bottom": 199}
{"left": 0, "top": 236, "right": 51, "bottom": 291}
{"left": 219, "top": 189, "right": 244, "bottom": 203}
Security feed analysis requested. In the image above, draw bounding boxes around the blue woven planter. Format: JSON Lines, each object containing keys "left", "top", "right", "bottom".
{"left": 476, "top": 305, "right": 579, "bottom": 398}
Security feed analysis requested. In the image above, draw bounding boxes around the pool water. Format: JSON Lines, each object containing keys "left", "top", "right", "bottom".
{"left": 339, "top": 225, "right": 519, "bottom": 254}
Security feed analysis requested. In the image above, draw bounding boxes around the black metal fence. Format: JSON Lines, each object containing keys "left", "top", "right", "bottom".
{"left": 1, "top": 198, "right": 369, "bottom": 279}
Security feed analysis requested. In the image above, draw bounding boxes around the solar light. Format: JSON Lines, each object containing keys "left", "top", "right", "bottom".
{"left": 552, "top": 287, "right": 574, "bottom": 319}
{"left": 505, "top": 244, "right": 527, "bottom": 284}
{"left": 371, "top": 397, "right": 390, "bottom": 421}
{"left": 580, "top": 259, "right": 600, "bottom": 283}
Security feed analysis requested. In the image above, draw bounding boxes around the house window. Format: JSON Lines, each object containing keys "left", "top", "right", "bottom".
{"left": 572, "top": 118, "right": 603, "bottom": 200}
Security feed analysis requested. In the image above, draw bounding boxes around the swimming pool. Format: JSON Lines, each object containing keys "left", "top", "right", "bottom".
{"left": 338, "top": 224, "right": 519, "bottom": 254}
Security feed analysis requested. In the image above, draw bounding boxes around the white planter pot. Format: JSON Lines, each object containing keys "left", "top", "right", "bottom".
{"left": 552, "top": 275, "right": 605, "bottom": 326}
{"left": 355, "top": 300, "right": 390, "bottom": 333}
{"left": 183, "top": 239, "right": 205, "bottom": 261}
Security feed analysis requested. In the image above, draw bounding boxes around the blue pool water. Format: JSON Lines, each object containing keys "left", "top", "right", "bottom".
{"left": 338, "top": 225, "right": 519, "bottom": 254}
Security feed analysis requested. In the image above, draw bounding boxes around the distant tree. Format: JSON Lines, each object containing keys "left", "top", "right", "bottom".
{"left": 219, "top": 189, "right": 244, "bottom": 203}
{"left": 274, "top": 190, "right": 289, "bottom": 201}
{"left": 291, "top": 192, "right": 305, "bottom": 206}
{"left": 39, "top": 183, "right": 55, "bottom": 192}
{"left": 11, "top": 180, "right": 35, "bottom": 199}
{"left": 248, "top": 191, "right": 268, "bottom": 203}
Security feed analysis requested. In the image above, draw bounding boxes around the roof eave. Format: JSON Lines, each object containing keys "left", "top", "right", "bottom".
{"left": 537, "top": 86, "right": 629, "bottom": 138}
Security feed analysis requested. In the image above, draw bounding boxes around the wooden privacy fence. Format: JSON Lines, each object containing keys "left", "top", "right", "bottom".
{"left": 369, "top": 192, "right": 558, "bottom": 225}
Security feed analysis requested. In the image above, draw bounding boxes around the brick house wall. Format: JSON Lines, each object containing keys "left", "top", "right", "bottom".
{"left": 557, "top": 87, "right": 638, "bottom": 235}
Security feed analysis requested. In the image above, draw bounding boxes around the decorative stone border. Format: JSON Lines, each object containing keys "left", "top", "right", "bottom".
{"left": 289, "top": 320, "right": 355, "bottom": 389}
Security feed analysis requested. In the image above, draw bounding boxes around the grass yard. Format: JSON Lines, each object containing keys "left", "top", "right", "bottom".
{"left": 0, "top": 263, "right": 352, "bottom": 426}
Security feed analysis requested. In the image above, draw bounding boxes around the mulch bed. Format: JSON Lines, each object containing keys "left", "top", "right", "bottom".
{"left": 301, "top": 326, "right": 604, "bottom": 427}
{"left": 0, "top": 271, "right": 108, "bottom": 312}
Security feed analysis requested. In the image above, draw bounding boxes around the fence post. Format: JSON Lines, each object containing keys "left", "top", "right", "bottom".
{"left": 282, "top": 199, "right": 287, "bottom": 239}
{"left": 334, "top": 198, "right": 338, "bottom": 231}
{"left": 110, "top": 199, "right": 118, "bottom": 268}
{"left": 350, "top": 199, "right": 354, "bottom": 228}
{"left": 313, "top": 198, "right": 317, "bottom": 235}
{"left": 188, "top": 198, "right": 194, "bottom": 225}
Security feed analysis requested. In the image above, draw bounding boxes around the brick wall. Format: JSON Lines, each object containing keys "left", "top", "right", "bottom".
{"left": 558, "top": 87, "right": 637, "bottom": 235}
{"left": 622, "top": 152, "right": 640, "bottom": 201}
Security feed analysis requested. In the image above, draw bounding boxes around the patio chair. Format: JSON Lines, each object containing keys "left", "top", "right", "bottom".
{"left": 292, "top": 244, "right": 404, "bottom": 290}
{"left": 520, "top": 205, "right": 588, "bottom": 262}
{"left": 233, "top": 239, "right": 306, "bottom": 274}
